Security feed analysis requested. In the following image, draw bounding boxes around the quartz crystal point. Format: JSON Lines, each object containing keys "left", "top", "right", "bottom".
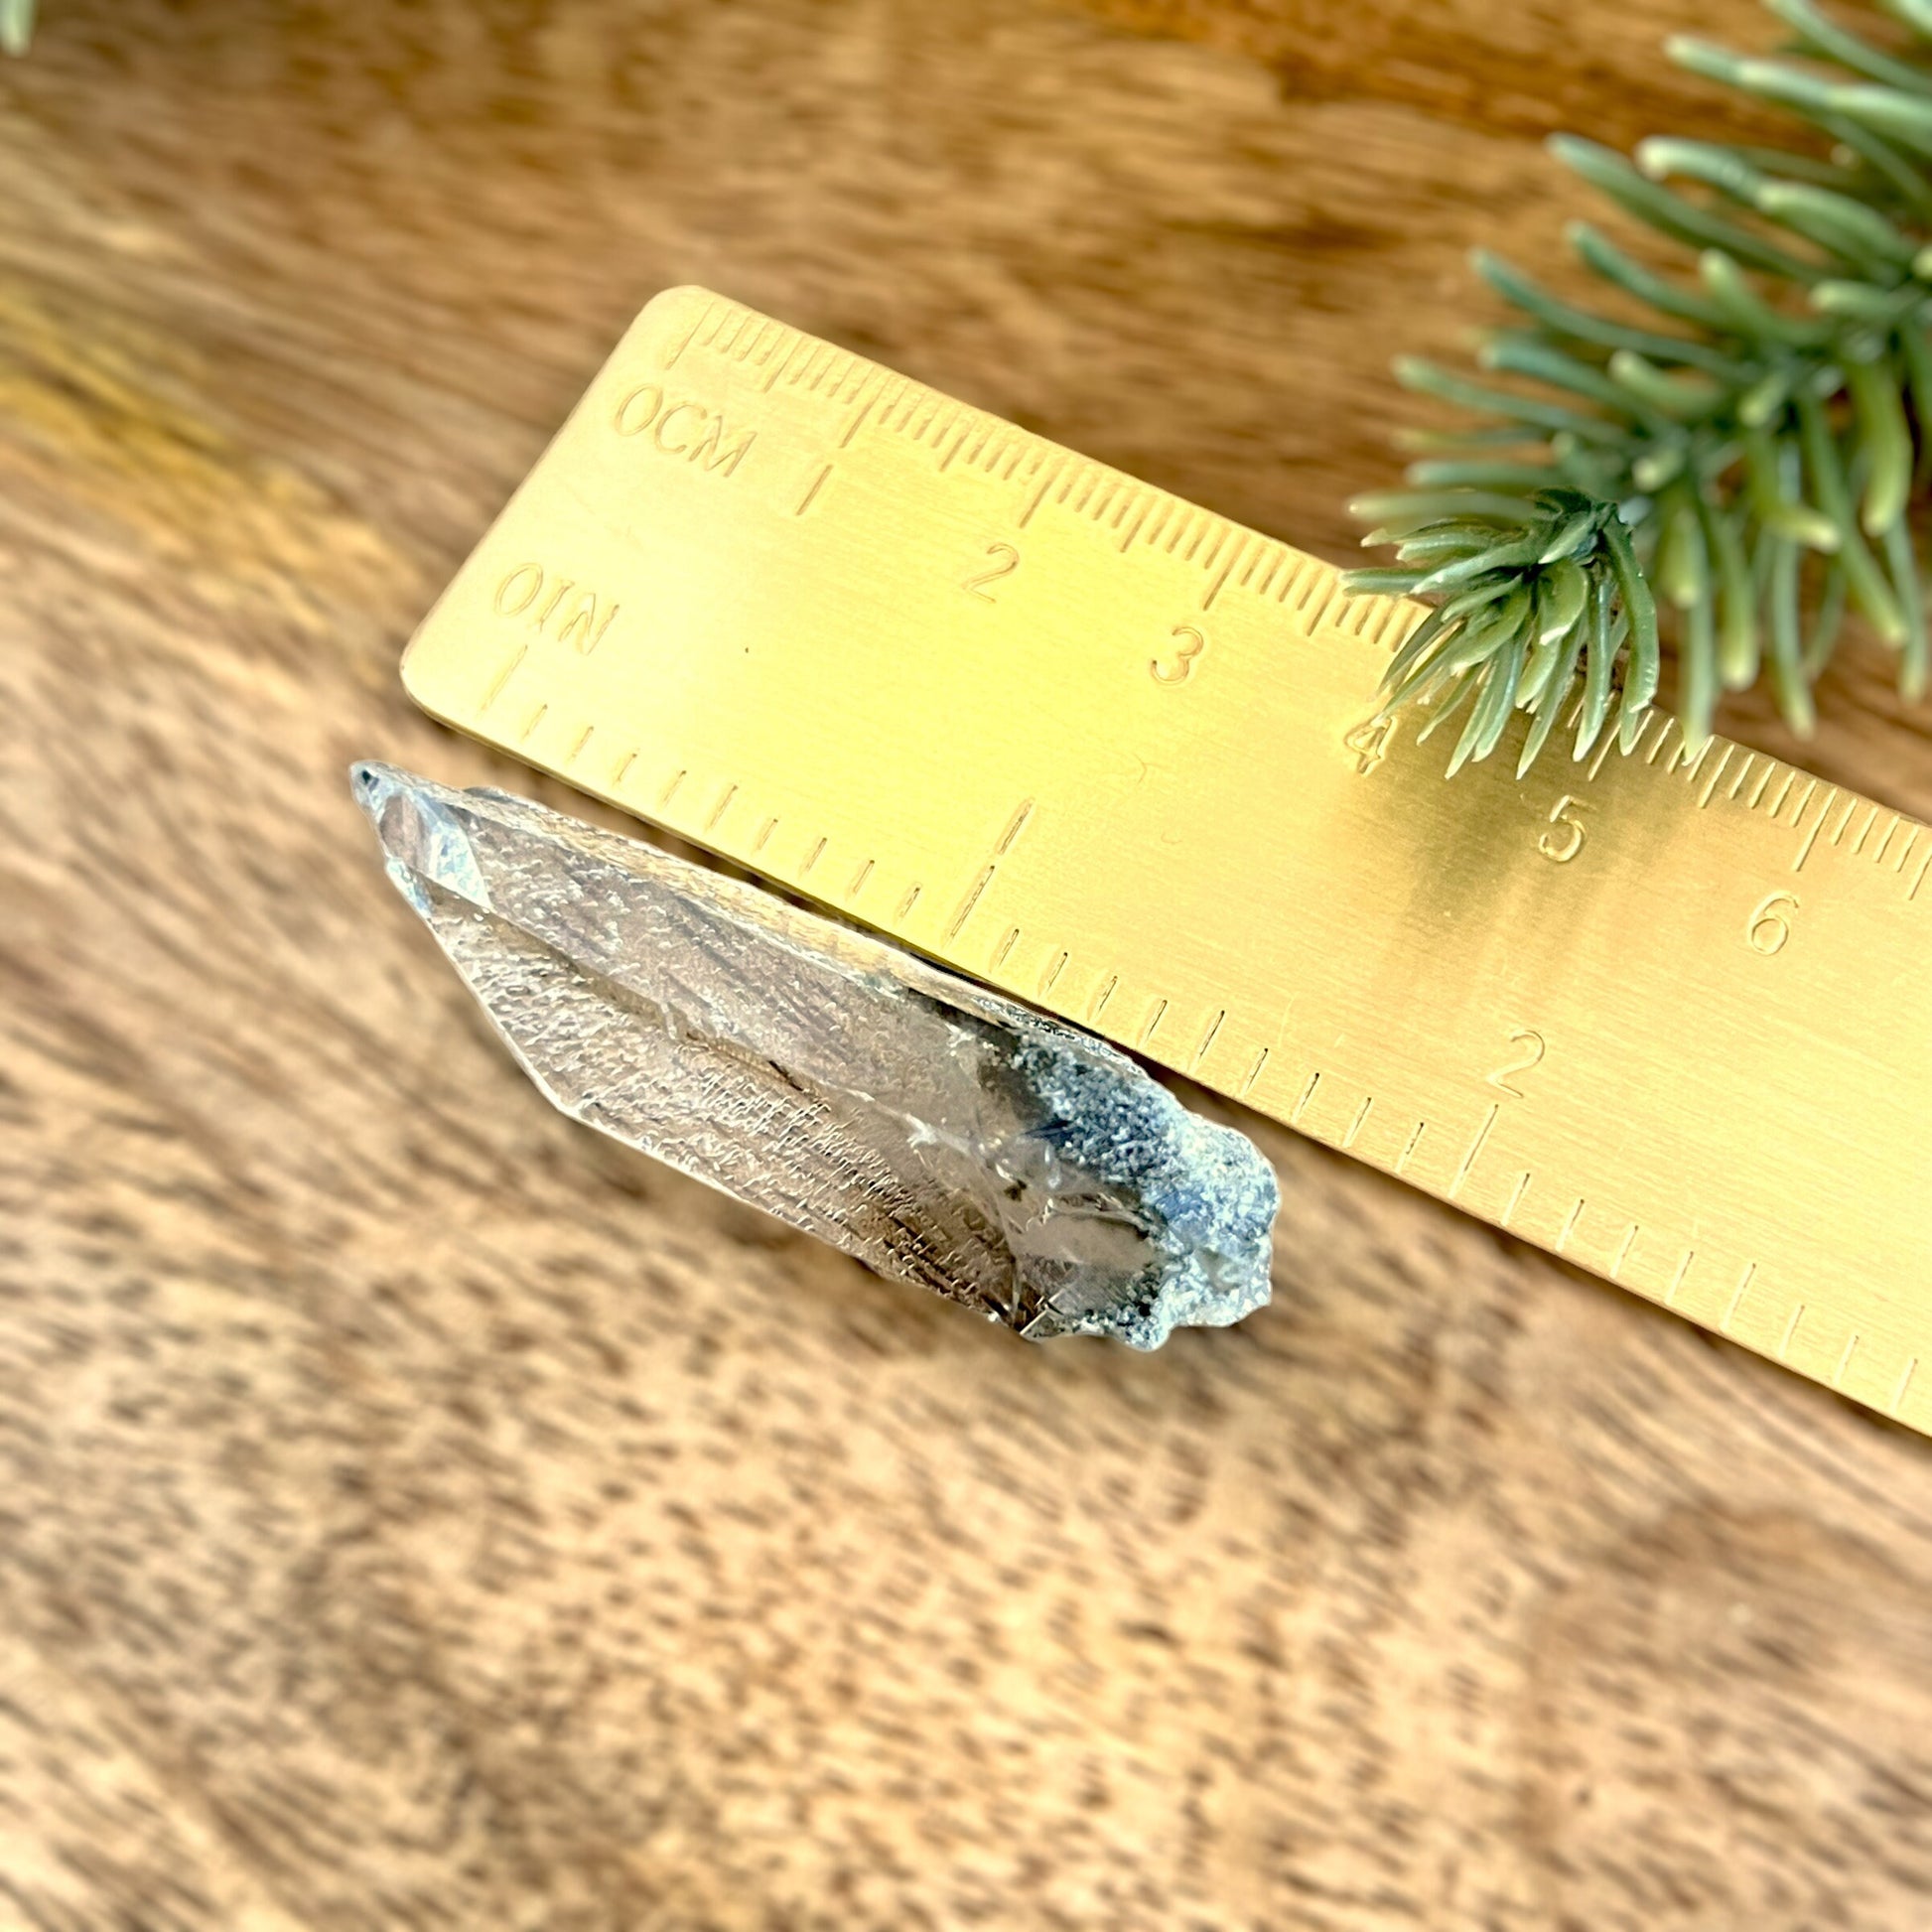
{"left": 351, "top": 762, "right": 1277, "bottom": 1347}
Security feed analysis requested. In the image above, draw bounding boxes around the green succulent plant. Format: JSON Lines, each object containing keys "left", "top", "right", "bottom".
{"left": 1349, "top": 0, "right": 1932, "bottom": 775}
{"left": 0, "top": 0, "right": 32, "bottom": 57}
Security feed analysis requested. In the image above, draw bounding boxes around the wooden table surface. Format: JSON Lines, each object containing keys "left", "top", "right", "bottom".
{"left": 7, "top": 2, "right": 1932, "bottom": 1925}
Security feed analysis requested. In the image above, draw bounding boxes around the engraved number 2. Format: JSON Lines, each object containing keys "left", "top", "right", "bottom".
{"left": 963, "top": 542, "right": 1021, "bottom": 602}
{"left": 1152, "top": 625, "right": 1207, "bottom": 685}
{"left": 1487, "top": 1029, "right": 1546, "bottom": 1098}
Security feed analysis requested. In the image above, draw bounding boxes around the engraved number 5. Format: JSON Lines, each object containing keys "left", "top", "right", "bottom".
{"left": 1152, "top": 625, "right": 1207, "bottom": 684}
{"left": 1537, "top": 795, "right": 1589, "bottom": 864}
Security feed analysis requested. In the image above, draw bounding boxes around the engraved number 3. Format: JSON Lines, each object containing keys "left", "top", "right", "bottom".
{"left": 963, "top": 542, "right": 1021, "bottom": 602}
{"left": 1152, "top": 625, "right": 1207, "bottom": 685}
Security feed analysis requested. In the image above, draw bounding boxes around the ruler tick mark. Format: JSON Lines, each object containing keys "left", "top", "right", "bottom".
{"left": 1039, "top": 950, "right": 1069, "bottom": 997}
{"left": 1395, "top": 1120, "right": 1428, "bottom": 1174}
{"left": 760, "top": 339, "right": 801, "bottom": 391}
{"left": 993, "top": 925, "right": 1021, "bottom": 968}
{"left": 1834, "top": 1330, "right": 1861, "bottom": 1387}
{"left": 755, "top": 817, "right": 779, "bottom": 854}
{"left": 1610, "top": 1222, "right": 1639, "bottom": 1280}
{"left": 1587, "top": 732, "right": 1617, "bottom": 783}
{"left": 1722, "top": 1261, "right": 1756, "bottom": 1332}
{"left": 1851, "top": 803, "right": 1881, "bottom": 856}
{"left": 1191, "top": 1009, "right": 1226, "bottom": 1068}
{"left": 1911, "top": 849, "right": 1932, "bottom": 901}
{"left": 517, "top": 702, "right": 548, "bottom": 744}
{"left": 838, "top": 378, "right": 883, "bottom": 449}
{"left": 1090, "top": 974, "right": 1119, "bottom": 1020}
{"left": 1450, "top": 1104, "right": 1498, "bottom": 1199}
{"left": 1778, "top": 1301, "right": 1805, "bottom": 1359}
{"left": 996, "top": 799, "right": 1035, "bottom": 856}
{"left": 794, "top": 465, "right": 833, "bottom": 516}
{"left": 1891, "top": 826, "right": 1917, "bottom": 874}
{"left": 1342, "top": 1094, "right": 1374, "bottom": 1149}
{"left": 1240, "top": 1046, "right": 1270, "bottom": 1096}
{"left": 567, "top": 725, "right": 595, "bottom": 764}
{"left": 946, "top": 865, "right": 993, "bottom": 936}
{"left": 659, "top": 768, "right": 687, "bottom": 808}
{"left": 894, "top": 882, "right": 921, "bottom": 918}
{"left": 1202, "top": 536, "right": 1245, "bottom": 612}
{"left": 1556, "top": 1197, "right": 1586, "bottom": 1252}
{"left": 1793, "top": 784, "right": 1837, "bottom": 872}
{"left": 663, "top": 298, "right": 716, "bottom": 367}
{"left": 1644, "top": 715, "right": 1676, "bottom": 763}
{"left": 1019, "top": 458, "right": 1065, "bottom": 528}
{"left": 847, "top": 858, "right": 874, "bottom": 897}
{"left": 1139, "top": 999, "right": 1168, "bottom": 1045}
{"left": 1830, "top": 798, "right": 1860, "bottom": 847}
{"left": 1666, "top": 1250, "right": 1695, "bottom": 1307}
{"left": 1292, "top": 1069, "right": 1321, "bottom": 1125}
{"left": 613, "top": 750, "right": 638, "bottom": 788}
{"left": 1892, "top": 1356, "right": 1918, "bottom": 1416}
{"left": 480, "top": 643, "right": 528, "bottom": 713}
{"left": 1768, "top": 770, "right": 1796, "bottom": 817}
{"left": 801, "top": 836, "right": 827, "bottom": 876}
{"left": 1747, "top": 763, "right": 1776, "bottom": 810}
{"left": 1501, "top": 1171, "right": 1532, "bottom": 1228}
{"left": 1697, "top": 746, "right": 1734, "bottom": 808}
{"left": 705, "top": 782, "right": 739, "bottom": 831}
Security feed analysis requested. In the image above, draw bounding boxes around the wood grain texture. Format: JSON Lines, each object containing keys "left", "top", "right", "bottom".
{"left": 4, "top": 2, "right": 1932, "bottom": 1926}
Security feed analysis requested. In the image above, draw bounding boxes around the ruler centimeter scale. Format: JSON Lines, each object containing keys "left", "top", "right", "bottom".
{"left": 403, "top": 286, "right": 1932, "bottom": 1434}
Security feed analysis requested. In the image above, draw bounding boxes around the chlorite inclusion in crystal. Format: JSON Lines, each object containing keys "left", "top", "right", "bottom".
{"left": 351, "top": 762, "right": 1277, "bottom": 1348}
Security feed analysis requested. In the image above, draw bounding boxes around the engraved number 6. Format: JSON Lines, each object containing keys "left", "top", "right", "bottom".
{"left": 1152, "top": 625, "right": 1207, "bottom": 684}
{"left": 1748, "top": 891, "right": 1798, "bottom": 955}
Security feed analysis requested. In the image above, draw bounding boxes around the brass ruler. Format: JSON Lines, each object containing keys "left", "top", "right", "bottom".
{"left": 402, "top": 286, "right": 1932, "bottom": 1435}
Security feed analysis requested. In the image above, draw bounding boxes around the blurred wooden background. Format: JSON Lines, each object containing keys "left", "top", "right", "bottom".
{"left": 6, "top": 2, "right": 1932, "bottom": 1926}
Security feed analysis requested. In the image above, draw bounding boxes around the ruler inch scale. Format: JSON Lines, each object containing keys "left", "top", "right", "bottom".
{"left": 403, "top": 285, "right": 1932, "bottom": 1436}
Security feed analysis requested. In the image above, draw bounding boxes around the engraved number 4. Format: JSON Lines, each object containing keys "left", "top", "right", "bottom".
{"left": 1343, "top": 715, "right": 1395, "bottom": 773}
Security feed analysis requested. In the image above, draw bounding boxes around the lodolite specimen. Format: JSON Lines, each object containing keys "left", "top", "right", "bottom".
{"left": 351, "top": 762, "right": 1277, "bottom": 1348}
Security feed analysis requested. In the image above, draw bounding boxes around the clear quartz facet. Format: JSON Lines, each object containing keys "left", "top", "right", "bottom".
{"left": 352, "top": 762, "right": 1277, "bottom": 1347}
